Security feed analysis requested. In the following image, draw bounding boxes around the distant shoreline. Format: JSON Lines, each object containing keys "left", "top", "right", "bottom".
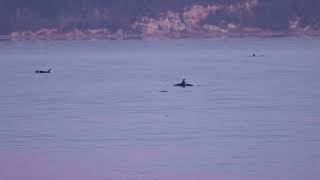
{"left": 1, "top": 30, "right": 320, "bottom": 41}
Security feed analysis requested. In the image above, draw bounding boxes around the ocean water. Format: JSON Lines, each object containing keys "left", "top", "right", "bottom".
{"left": 0, "top": 37, "right": 320, "bottom": 180}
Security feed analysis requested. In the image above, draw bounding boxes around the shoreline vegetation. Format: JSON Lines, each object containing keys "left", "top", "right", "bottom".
{"left": 2, "top": 1, "right": 320, "bottom": 41}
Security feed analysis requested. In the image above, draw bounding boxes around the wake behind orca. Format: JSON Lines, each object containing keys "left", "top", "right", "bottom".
{"left": 174, "top": 79, "right": 193, "bottom": 88}
{"left": 35, "top": 68, "right": 51, "bottom": 74}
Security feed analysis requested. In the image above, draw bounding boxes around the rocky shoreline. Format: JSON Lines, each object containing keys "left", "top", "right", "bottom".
{"left": 2, "top": 2, "right": 320, "bottom": 41}
{"left": 2, "top": 1, "right": 320, "bottom": 41}
{"left": 3, "top": 28, "right": 320, "bottom": 41}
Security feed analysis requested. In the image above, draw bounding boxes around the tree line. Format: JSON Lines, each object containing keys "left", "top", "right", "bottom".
{"left": 0, "top": 0, "right": 319, "bottom": 34}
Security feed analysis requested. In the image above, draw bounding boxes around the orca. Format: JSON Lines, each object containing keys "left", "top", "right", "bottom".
{"left": 174, "top": 79, "right": 193, "bottom": 88}
{"left": 35, "top": 68, "right": 51, "bottom": 74}
{"left": 249, "top": 53, "right": 264, "bottom": 57}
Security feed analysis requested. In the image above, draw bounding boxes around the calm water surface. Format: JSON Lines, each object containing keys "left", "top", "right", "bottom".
{"left": 0, "top": 38, "right": 320, "bottom": 180}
